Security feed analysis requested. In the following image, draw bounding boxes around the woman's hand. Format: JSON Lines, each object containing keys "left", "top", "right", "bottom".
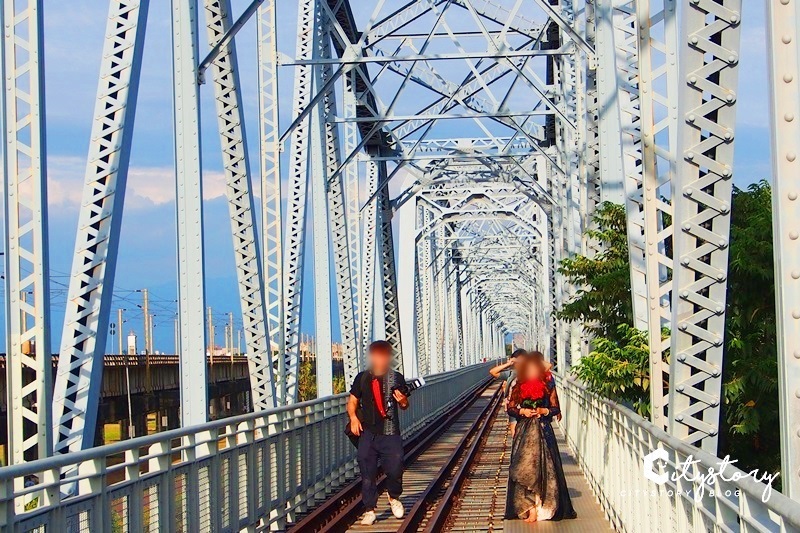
{"left": 519, "top": 408, "right": 535, "bottom": 418}
{"left": 535, "top": 407, "right": 550, "bottom": 418}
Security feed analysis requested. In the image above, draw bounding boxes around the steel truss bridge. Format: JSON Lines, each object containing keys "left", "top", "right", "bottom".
{"left": 2, "top": 0, "right": 800, "bottom": 530}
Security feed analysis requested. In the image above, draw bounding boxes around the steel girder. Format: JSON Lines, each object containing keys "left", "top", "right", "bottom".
{"left": 634, "top": 0, "right": 678, "bottom": 430}
{"left": 668, "top": 0, "right": 742, "bottom": 454}
{"left": 52, "top": 0, "right": 149, "bottom": 456}
{"left": 172, "top": 0, "right": 209, "bottom": 427}
{"left": 1, "top": 0, "right": 53, "bottom": 473}
{"left": 768, "top": 0, "right": 800, "bottom": 501}
{"left": 282, "top": 0, "right": 317, "bottom": 403}
{"left": 257, "top": 0, "right": 285, "bottom": 402}
{"left": 204, "top": 0, "right": 276, "bottom": 409}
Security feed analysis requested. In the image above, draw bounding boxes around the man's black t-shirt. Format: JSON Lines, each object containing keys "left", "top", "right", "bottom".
{"left": 350, "top": 370, "right": 407, "bottom": 436}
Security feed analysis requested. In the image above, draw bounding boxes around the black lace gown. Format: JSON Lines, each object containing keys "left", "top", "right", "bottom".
{"left": 505, "top": 378, "right": 577, "bottom": 521}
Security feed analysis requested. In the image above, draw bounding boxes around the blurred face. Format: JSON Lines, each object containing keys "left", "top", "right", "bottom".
{"left": 521, "top": 359, "right": 543, "bottom": 381}
{"left": 369, "top": 347, "right": 392, "bottom": 375}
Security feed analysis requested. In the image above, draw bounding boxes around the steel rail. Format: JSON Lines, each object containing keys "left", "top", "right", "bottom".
{"left": 288, "top": 378, "right": 496, "bottom": 532}
{"left": 398, "top": 386, "right": 501, "bottom": 532}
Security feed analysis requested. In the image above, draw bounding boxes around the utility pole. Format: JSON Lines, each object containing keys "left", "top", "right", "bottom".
{"left": 228, "top": 312, "right": 234, "bottom": 360}
{"left": 141, "top": 288, "right": 151, "bottom": 354}
{"left": 207, "top": 305, "right": 214, "bottom": 354}
{"left": 117, "top": 308, "right": 124, "bottom": 356}
{"left": 174, "top": 316, "right": 179, "bottom": 355}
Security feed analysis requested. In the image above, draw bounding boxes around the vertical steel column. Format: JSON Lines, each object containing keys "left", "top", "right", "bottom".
{"left": 375, "top": 157, "right": 404, "bottom": 372}
{"left": 52, "top": 0, "right": 148, "bottom": 455}
{"left": 593, "top": 0, "right": 627, "bottom": 204}
{"left": 321, "top": 55, "right": 360, "bottom": 389}
{"left": 257, "top": 0, "right": 285, "bottom": 402}
{"left": 341, "top": 71, "right": 363, "bottom": 380}
{"left": 767, "top": 0, "right": 800, "bottom": 501}
{"left": 203, "top": 0, "right": 276, "bottom": 409}
{"left": 668, "top": 0, "right": 742, "bottom": 453}
{"left": 360, "top": 159, "right": 379, "bottom": 357}
{"left": 308, "top": 19, "right": 333, "bottom": 398}
{"left": 1, "top": 0, "right": 52, "bottom": 467}
{"left": 172, "top": 0, "right": 208, "bottom": 425}
{"left": 635, "top": 0, "right": 678, "bottom": 429}
{"left": 283, "top": 0, "right": 317, "bottom": 403}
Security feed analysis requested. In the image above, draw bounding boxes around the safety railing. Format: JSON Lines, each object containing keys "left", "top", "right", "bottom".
{"left": 557, "top": 374, "right": 800, "bottom": 532}
{"left": 0, "top": 363, "right": 493, "bottom": 532}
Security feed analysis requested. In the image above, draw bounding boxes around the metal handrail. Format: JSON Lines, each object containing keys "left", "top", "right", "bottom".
{"left": 0, "top": 363, "right": 493, "bottom": 531}
{"left": 556, "top": 374, "right": 800, "bottom": 531}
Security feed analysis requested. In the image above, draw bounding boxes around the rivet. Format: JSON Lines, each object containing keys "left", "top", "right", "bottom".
{"left": 685, "top": 188, "right": 694, "bottom": 197}
{"left": 791, "top": 231, "right": 799, "bottom": 240}
{"left": 688, "top": 76, "right": 698, "bottom": 85}
{"left": 690, "top": 36, "right": 699, "bottom": 45}
{"left": 784, "top": 35, "right": 793, "bottom": 45}
{"left": 682, "top": 258, "right": 690, "bottom": 266}
{"left": 676, "top": 415, "right": 684, "bottom": 422}
{"left": 794, "top": 351, "right": 800, "bottom": 359}
{"left": 681, "top": 291, "right": 690, "bottom": 298}
{"left": 677, "top": 385, "right": 685, "bottom": 392}
{"left": 718, "top": 239, "right": 727, "bottom": 247}
{"left": 793, "top": 310, "right": 800, "bottom": 320}
{"left": 686, "top": 151, "right": 695, "bottom": 160}
{"left": 683, "top": 223, "right": 691, "bottom": 232}
{"left": 790, "top": 191, "right": 798, "bottom": 201}
{"left": 790, "top": 152, "right": 798, "bottom": 162}
{"left": 787, "top": 113, "right": 796, "bottom": 122}
{"left": 796, "top": 389, "right": 800, "bottom": 399}
{"left": 785, "top": 73, "right": 795, "bottom": 83}
{"left": 793, "top": 271, "right": 800, "bottom": 280}
{"left": 726, "top": 93, "right": 736, "bottom": 103}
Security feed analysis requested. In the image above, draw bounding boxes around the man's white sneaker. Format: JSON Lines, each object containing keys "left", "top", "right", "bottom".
{"left": 361, "top": 511, "right": 377, "bottom": 526}
{"left": 388, "top": 497, "right": 405, "bottom": 519}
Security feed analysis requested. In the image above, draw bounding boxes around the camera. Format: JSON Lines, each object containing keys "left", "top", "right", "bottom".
{"left": 391, "top": 377, "right": 425, "bottom": 397}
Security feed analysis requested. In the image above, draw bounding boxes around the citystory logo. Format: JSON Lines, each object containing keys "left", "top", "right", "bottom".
{"left": 641, "top": 449, "right": 779, "bottom": 503}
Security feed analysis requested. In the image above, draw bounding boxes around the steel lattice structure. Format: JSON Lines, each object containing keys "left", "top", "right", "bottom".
{"left": 5, "top": 0, "right": 800, "bottom": 505}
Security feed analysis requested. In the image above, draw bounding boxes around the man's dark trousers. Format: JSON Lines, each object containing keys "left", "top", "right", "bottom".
{"left": 357, "top": 429, "right": 404, "bottom": 511}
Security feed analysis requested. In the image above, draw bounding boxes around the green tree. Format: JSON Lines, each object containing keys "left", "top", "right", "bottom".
{"left": 571, "top": 324, "right": 651, "bottom": 417}
{"left": 721, "top": 180, "right": 780, "bottom": 475}
{"left": 556, "top": 202, "right": 633, "bottom": 341}
{"left": 298, "top": 360, "right": 317, "bottom": 401}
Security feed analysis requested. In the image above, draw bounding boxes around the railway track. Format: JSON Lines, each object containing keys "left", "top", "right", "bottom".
{"left": 288, "top": 381, "right": 501, "bottom": 533}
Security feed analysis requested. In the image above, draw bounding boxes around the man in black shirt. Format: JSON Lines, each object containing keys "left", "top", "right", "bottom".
{"left": 348, "top": 340, "right": 409, "bottom": 525}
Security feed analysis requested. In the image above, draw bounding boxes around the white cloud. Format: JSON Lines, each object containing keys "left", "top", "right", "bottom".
{"left": 47, "top": 155, "right": 229, "bottom": 210}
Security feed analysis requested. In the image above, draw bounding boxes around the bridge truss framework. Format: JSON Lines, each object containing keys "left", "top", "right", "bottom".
{"left": 2, "top": 0, "right": 800, "bottom": 503}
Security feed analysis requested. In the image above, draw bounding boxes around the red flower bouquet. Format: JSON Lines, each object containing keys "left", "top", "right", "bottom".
{"left": 518, "top": 379, "right": 548, "bottom": 409}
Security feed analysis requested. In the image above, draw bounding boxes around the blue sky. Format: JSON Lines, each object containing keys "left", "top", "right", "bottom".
{"left": 33, "top": 1, "right": 773, "bottom": 352}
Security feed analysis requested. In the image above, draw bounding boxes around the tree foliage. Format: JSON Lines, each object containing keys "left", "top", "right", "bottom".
{"left": 561, "top": 183, "right": 780, "bottom": 478}
{"left": 721, "top": 181, "right": 780, "bottom": 475}
{"left": 571, "top": 324, "right": 651, "bottom": 417}
{"left": 556, "top": 202, "right": 633, "bottom": 341}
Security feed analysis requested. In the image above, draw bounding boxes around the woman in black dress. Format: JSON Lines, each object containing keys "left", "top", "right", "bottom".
{"left": 505, "top": 351, "right": 577, "bottom": 523}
